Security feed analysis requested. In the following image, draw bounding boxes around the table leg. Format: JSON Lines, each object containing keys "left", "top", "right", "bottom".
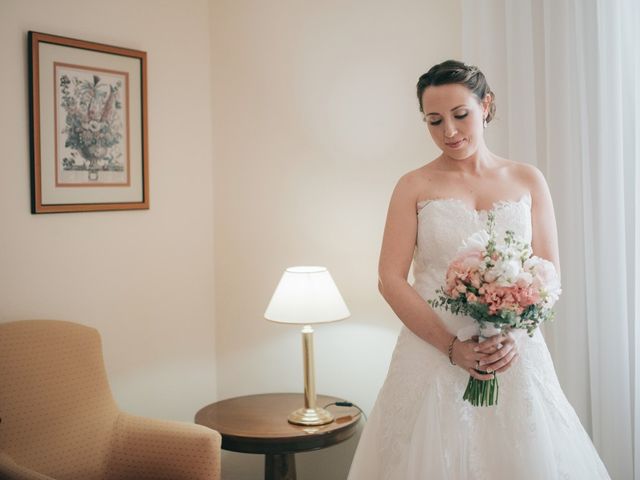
{"left": 265, "top": 453, "right": 296, "bottom": 480}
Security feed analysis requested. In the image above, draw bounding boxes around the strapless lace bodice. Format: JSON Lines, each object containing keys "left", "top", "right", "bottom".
{"left": 412, "top": 192, "right": 532, "bottom": 292}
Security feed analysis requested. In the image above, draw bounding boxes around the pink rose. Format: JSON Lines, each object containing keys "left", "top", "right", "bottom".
{"left": 457, "top": 249, "right": 483, "bottom": 270}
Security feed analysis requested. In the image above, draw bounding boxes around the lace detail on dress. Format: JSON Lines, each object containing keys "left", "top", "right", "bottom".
{"left": 416, "top": 191, "right": 531, "bottom": 216}
{"left": 347, "top": 190, "right": 611, "bottom": 480}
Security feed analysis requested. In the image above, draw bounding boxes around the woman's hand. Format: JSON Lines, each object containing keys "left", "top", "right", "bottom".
{"left": 473, "top": 331, "right": 520, "bottom": 375}
{"left": 450, "top": 331, "right": 520, "bottom": 380}
{"left": 450, "top": 338, "right": 495, "bottom": 381}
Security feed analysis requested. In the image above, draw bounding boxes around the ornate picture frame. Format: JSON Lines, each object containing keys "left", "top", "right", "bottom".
{"left": 28, "top": 31, "right": 149, "bottom": 213}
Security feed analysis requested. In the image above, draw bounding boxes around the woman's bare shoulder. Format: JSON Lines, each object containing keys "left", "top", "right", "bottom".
{"left": 405, "top": 160, "right": 444, "bottom": 185}
{"left": 394, "top": 163, "right": 436, "bottom": 195}
{"left": 509, "top": 161, "right": 548, "bottom": 193}
{"left": 385, "top": 163, "right": 442, "bottom": 213}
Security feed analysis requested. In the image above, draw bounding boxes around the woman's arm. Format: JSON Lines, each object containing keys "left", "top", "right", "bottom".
{"left": 377, "top": 173, "right": 454, "bottom": 355}
{"left": 524, "top": 164, "right": 561, "bottom": 280}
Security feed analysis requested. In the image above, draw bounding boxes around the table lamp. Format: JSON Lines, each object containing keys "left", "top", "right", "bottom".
{"left": 264, "top": 266, "right": 350, "bottom": 426}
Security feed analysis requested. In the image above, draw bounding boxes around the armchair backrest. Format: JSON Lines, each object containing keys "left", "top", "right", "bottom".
{"left": 0, "top": 320, "right": 119, "bottom": 479}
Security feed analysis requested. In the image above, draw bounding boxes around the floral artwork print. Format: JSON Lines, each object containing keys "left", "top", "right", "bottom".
{"left": 55, "top": 63, "right": 129, "bottom": 185}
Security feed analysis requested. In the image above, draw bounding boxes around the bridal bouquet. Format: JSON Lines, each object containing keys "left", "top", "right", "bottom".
{"left": 427, "top": 211, "right": 561, "bottom": 407}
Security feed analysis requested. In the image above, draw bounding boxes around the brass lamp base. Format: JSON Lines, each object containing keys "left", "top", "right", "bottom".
{"left": 288, "top": 406, "right": 334, "bottom": 426}
{"left": 287, "top": 325, "right": 335, "bottom": 426}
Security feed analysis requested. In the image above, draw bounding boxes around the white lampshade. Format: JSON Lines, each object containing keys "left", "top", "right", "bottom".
{"left": 264, "top": 266, "right": 350, "bottom": 325}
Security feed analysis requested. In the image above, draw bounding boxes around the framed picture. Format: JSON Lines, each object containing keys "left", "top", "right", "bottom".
{"left": 28, "top": 31, "right": 149, "bottom": 213}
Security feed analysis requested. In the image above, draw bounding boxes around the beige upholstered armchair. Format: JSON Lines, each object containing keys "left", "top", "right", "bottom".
{"left": 0, "top": 320, "right": 221, "bottom": 480}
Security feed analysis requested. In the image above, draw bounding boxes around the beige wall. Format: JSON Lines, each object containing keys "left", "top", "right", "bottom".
{"left": 210, "top": 1, "right": 461, "bottom": 478}
{"left": 0, "top": 0, "right": 217, "bottom": 421}
{"left": 1, "top": 0, "right": 462, "bottom": 477}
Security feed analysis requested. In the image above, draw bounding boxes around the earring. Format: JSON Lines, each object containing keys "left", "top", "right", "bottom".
{"left": 483, "top": 117, "right": 488, "bottom": 128}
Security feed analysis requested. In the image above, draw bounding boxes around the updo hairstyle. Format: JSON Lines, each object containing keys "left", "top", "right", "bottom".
{"left": 416, "top": 59, "right": 496, "bottom": 124}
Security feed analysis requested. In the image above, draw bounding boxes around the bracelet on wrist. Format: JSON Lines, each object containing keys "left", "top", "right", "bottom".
{"left": 448, "top": 335, "right": 459, "bottom": 365}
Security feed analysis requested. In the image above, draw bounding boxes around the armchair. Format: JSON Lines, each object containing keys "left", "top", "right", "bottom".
{"left": 0, "top": 320, "right": 221, "bottom": 480}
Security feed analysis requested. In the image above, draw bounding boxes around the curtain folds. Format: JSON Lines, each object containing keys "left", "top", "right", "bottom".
{"left": 461, "top": 1, "right": 639, "bottom": 478}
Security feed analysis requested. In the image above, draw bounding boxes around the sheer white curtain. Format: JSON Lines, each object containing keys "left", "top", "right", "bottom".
{"left": 461, "top": 0, "right": 639, "bottom": 478}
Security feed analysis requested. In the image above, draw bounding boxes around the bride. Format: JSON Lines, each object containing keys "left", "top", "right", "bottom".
{"left": 346, "top": 60, "right": 611, "bottom": 479}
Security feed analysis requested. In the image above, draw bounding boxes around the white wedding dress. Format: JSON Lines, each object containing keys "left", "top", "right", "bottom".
{"left": 347, "top": 191, "right": 611, "bottom": 480}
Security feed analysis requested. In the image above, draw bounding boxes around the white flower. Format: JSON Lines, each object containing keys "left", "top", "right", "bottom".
{"left": 458, "top": 229, "right": 490, "bottom": 255}
{"left": 489, "top": 258, "right": 522, "bottom": 285}
{"left": 523, "top": 256, "right": 542, "bottom": 271}
{"left": 515, "top": 270, "right": 533, "bottom": 287}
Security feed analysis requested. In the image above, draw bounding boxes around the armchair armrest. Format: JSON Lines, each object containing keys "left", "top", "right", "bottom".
{"left": 106, "top": 412, "right": 221, "bottom": 480}
{"left": 0, "top": 452, "right": 55, "bottom": 480}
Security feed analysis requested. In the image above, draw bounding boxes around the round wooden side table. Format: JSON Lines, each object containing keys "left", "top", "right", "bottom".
{"left": 195, "top": 393, "right": 362, "bottom": 480}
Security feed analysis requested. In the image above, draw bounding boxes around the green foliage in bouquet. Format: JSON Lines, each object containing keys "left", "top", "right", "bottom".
{"left": 428, "top": 285, "right": 556, "bottom": 338}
